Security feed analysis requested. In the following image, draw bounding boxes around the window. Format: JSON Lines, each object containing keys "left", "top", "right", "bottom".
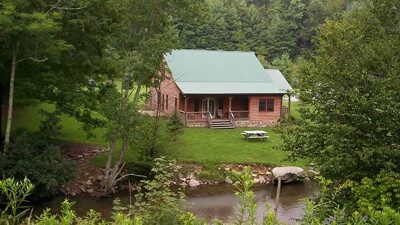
{"left": 267, "top": 99, "right": 274, "bottom": 112}
{"left": 194, "top": 97, "right": 199, "bottom": 112}
{"left": 175, "top": 97, "right": 178, "bottom": 109}
{"left": 166, "top": 95, "right": 169, "bottom": 110}
{"left": 259, "top": 99, "right": 266, "bottom": 111}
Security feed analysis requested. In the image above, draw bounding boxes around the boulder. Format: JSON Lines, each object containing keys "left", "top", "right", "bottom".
{"left": 188, "top": 179, "right": 200, "bottom": 188}
{"left": 272, "top": 166, "right": 305, "bottom": 183}
{"left": 225, "top": 176, "right": 233, "bottom": 184}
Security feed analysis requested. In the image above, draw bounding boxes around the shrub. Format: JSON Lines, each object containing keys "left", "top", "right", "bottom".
{"left": 167, "top": 111, "right": 184, "bottom": 140}
{"left": 0, "top": 129, "right": 75, "bottom": 201}
{"left": 133, "top": 157, "right": 185, "bottom": 225}
{"left": 124, "top": 160, "right": 153, "bottom": 179}
{"left": 0, "top": 178, "right": 34, "bottom": 225}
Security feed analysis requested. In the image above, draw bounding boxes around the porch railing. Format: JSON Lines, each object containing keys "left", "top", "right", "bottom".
{"left": 207, "top": 112, "right": 212, "bottom": 125}
{"left": 186, "top": 112, "right": 208, "bottom": 121}
{"left": 230, "top": 111, "right": 249, "bottom": 120}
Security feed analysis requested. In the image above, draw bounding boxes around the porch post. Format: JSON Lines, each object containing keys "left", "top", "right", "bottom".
{"left": 206, "top": 97, "right": 210, "bottom": 115}
{"left": 288, "top": 94, "right": 291, "bottom": 115}
{"left": 184, "top": 95, "right": 188, "bottom": 126}
{"left": 228, "top": 96, "right": 232, "bottom": 112}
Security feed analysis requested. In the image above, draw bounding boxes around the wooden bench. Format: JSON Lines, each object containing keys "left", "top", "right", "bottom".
{"left": 247, "top": 135, "right": 269, "bottom": 139}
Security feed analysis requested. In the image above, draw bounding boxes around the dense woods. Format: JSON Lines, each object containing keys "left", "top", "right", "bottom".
{"left": 1, "top": 0, "right": 400, "bottom": 224}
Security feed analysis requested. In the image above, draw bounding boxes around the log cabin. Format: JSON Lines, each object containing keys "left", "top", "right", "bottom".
{"left": 147, "top": 49, "right": 293, "bottom": 128}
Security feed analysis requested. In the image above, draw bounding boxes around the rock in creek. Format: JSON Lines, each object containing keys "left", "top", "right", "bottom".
{"left": 272, "top": 166, "right": 305, "bottom": 183}
{"left": 225, "top": 176, "right": 233, "bottom": 184}
{"left": 188, "top": 178, "right": 200, "bottom": 188}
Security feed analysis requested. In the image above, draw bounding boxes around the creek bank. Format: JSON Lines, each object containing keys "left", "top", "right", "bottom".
{"left": 60, "top": 143, "right": 109, "bottom": 197}
{"left": 60, "top": 143, "right": 315, "bottom": 197}
{"left": 174, "top": 163, "right": 275, "bottom": 188}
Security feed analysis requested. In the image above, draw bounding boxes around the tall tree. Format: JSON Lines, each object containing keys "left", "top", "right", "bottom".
{"left": 177, "top": 0, "right": 266, "bottom": 52}
{"left": 100, "top": 0, "right": 202, "bottom": 193}
{"left": 281, "top": 0, "right": 400, "bottom": 181}
{"left": 0, "top": 0, "right": 69, "bottom": 150}
{"left": 0, "top": 0, "right": 120, "bottom": 149}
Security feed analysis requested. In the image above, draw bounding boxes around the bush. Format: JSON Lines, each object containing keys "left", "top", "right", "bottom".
{"left": 124, "top": 160, "right": 153, "bottom": 179}
{"left": 133, "top": 157, "right": 185, "bottom": 225}
{"left": 0, "top": 129, "right": 75, "bottom": 201}
{"left": 167, "top": 111, "right": 184, "bottom": 140}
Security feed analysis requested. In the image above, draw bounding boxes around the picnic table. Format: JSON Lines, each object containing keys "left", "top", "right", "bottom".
{"left": 241, "top": 130, "right": 269, "bottom": 140}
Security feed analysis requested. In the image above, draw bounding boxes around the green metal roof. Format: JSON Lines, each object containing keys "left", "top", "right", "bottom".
{"left": 165, "top": 49, "right": 292, "bottom": 94}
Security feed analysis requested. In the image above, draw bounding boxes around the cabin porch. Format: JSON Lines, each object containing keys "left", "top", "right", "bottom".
{"left": 179, "top": 94, "right": 291, "bottom": 128}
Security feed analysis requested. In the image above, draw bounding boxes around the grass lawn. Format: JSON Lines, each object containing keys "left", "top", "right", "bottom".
{"left": 3, "top": 103, "right": 107, "bottom": 146}
{"left": 172, "top": 128, "right": 305, "bottom": 166}
{"left": 3, "top": 101, "right": 305, "bottom": 167}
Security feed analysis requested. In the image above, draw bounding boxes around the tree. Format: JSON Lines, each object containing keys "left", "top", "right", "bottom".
{"left": 268, "top": 54, "right": 305, "bottom": 87}
{"left": 281, "top": 0, "right": 400, "bottom": 181}
{"left": 99, "top": 0, "right": 202, "bottom": 193}
{"left": 0, "top": 0, "right": 122, "bottom": 150}
{"left": 177, "top": 0, "right": 266, "bottom": 52}
{"left": 0, "top": 0, "right": 70, "bottom": 150}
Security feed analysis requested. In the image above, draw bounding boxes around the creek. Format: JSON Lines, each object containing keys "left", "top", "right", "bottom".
{"left": 34, "top": 180, "right": 318, "bottom": 224}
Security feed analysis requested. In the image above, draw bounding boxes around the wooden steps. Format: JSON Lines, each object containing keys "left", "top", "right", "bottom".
{"left": 209, "top": 119, "right": 234, "bottom": 129}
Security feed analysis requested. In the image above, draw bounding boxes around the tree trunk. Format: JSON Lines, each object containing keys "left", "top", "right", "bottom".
{"left": 103, "top": 82, "right": 142, "bottom": 193}
{"left": 4, "top": 45, "right": 17, "bottom": 151}
{"left": 103, "top": 132, "right": 118, "bottom": 191}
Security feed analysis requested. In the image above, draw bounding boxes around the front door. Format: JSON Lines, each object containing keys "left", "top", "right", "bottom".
{"left": 209, "top": 98, "right": 215, "bottom": 117}
{"left": 202, "top": 98, "right": 216, "bottom": 118}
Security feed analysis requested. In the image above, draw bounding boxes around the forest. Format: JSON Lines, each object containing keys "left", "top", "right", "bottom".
{"left": 1, "top": 0, "right": 400, "bottom": 224}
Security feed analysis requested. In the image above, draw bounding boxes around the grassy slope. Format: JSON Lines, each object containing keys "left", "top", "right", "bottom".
{"left": 5, "top": 103, "right": 107, "bottom": 146}
{"left": 2, "top": 102, "right": 304, "bottom": 166}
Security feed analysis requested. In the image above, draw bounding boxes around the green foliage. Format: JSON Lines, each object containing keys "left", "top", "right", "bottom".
{"left": 263, "top": 205, "right": 283, "bottom": 225}
{"left": 177, "top": 0, "right": 350, "bottom": 61}
{"left": 124, "top": 161, "right": 153, "bottom": 179}
{"left": 177, "top": 0, "right": 265, "bottom": 52}
{"left": 168, "top": 111, "right": 185, "bottom": 140}
{"left": 231, "top": 166, "right": 257, "bottom": 225}
{"left": 344, "top": 172, "right": 400, "bottom": 211}
{"left": 268, "top": 54, "right": 305, "bottom": 88}
{"left": 133, "top": 157, "right": 185, "bottom": 225}
{"left": 301, "top": 175, "right": 400, "bottom": 224}
{"left": 0, "top": 178, "right": 34, "bottom": 225}
{"left": 130, "top": 116, "right": 172, "bottom": 160}
{"left": 0, "top": 129, "right": 75, "bottom": 200}
{"left": 281, "top": 0, "right": 400, "bottom": 181}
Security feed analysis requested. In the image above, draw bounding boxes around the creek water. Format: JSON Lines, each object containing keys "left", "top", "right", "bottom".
{"left": 33, "top": 180, "right": 318, "bottom": 224}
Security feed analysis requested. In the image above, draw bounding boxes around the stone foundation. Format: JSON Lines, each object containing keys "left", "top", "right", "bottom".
{"left": 185, "top": 120, "right": 278, "bottom": 128}
{"left": 186, "top": 121, "right": 209, "bottom": 128}
{"left": 234, "top": 120, "right": 278, "bottom": 128}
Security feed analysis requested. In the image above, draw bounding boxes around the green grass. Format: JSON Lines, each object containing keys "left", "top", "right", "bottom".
{"left": 3, "top": 101, "right": 306, "bottom": 167}
{"left": 4, "top": 103, "right": 107, "bottom": 146}
{"left": 282, "top": 100, "right": 302, "bottom": 120}
{"left": 171, "top": 128, "right": 305, "bottom": 166}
